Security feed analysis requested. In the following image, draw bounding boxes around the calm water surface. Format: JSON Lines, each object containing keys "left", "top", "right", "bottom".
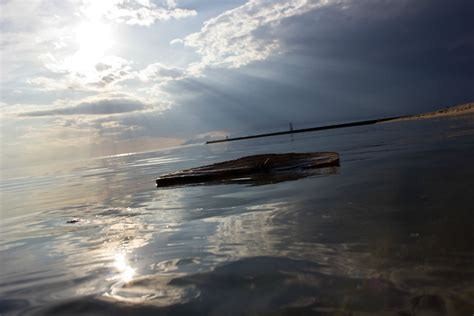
{"left": 1, "top": 117, "right": 474, "bottom": 315}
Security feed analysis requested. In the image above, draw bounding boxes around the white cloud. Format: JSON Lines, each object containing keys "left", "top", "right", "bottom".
{"left": 27, "top": 77, "right": 74, "bottom": 92}
{"left": 169, "top": 38, "right": 184, "bottom": 46}
{"left": 138, "top": 63, "right": 187, "bottom": 83}
{"left": 180, "top": 0, "right": 343, "bottom": 72}
{"left": 30, "top": 55, "right": 134, "bottom": 92}
{"left": 1, "top": 0, "right": 197, "bottom": 95}
{"left": 80, "top": 0, "right": 197, "bottom": 26}
{"left": 18, "top": 98, "right": 151, "bottom": 117}
{"left": 0, "top": 2, "right": 78, "bottom": 81}
{"left": 165, "top": 0, "right": 177, "bottom": 9}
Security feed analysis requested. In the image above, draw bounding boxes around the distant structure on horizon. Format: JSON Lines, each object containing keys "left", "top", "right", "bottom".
{"left": 206, "top": 102, "right": 474, "bottom": 145}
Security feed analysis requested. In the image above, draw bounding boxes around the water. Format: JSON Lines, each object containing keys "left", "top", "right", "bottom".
{"left": 1, "top": 116, "right": 474, "bottom": 315}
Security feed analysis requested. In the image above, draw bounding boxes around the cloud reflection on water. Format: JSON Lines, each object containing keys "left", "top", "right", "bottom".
{"left": 1, "top": 118, "right": 474, "bottom": 314}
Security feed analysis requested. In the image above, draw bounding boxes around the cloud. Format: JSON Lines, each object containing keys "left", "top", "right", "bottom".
{"left": 80, "top": 0, "right": 197, "bottom": 26}
{"left": 4, "top": 0, "right": 474, "bottom": 168}
{"left": 138, "top": 63, "right": 187, "bottom": 82}
{"left": 180, "top": 0, "right": 343, "bottom": 72}
{"left": 19, "top": 99, "right": 150, "bottom": 117}
{"left": 1, "top": 0, "right": 196, "bottom": 100}
{"left": 165, "top": 0, "right": 177, "bottom": 9}
{"left": 93, "top": 57, "right": 135, "bottom": 86}
{"left": 0, "top": 1, "right": 78, "bottom": 83}
{"left": 29, "top": 56, "right": 134, "bottom": 92}
{"left": 169, "top": 38, "right": 184, "bottom": 46}
{"left": 154, "top": 0, "right": 474, "bottom": 135}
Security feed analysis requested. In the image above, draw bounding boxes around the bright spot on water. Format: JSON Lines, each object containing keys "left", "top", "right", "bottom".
{"left": 114, "top": 253, "right": 136, "bottom": 283}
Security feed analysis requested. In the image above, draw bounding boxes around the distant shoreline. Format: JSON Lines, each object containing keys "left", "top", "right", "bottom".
{"left": 384, "top": 102, "right": 474, "bottom": 122}
{"left": 206, "top": 102, "right": 474, "bottom": 144}
{"left": 206, "top": 116, "right": 407, "bottom": 144}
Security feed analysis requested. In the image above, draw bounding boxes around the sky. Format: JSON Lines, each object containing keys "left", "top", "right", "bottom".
{"left": 1, "top": 0, "right": 474, "bottom": 168}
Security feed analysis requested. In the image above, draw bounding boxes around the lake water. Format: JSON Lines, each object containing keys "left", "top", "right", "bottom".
{"left": 1, "top": 116, "right": 474, "bottom": 315}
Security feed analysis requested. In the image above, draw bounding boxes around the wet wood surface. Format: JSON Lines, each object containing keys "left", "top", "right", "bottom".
{"left": 156, "top": 152, "right": 340, "bottom": 187}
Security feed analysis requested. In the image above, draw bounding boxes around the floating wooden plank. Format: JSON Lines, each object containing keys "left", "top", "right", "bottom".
{"left": 156, "top": 152, "right": 339, "bottom": 187}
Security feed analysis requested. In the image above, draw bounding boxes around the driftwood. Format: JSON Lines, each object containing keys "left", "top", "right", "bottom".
{"left": 156, "top": 152, "right": 339, "bottom": 188}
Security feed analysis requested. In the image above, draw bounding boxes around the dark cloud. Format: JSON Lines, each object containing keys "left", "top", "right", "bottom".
{"left": 153, "top": 0, "right": 474, "bottom": 137}
{"left": 19, "top": 99, "right": 149, "bottom": 117}
{"left": 280, "top": 0, "right": 474, "bottom": 75}
{"left": 51, "top": 0, "right": 474, "bottom": 142}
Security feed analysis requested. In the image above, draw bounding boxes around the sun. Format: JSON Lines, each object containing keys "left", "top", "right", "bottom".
{"left": 68, "top": 21, "right": 113, "bottom": 74}
{"left": 77, "top": 21, "right": 112, "bottom": 55}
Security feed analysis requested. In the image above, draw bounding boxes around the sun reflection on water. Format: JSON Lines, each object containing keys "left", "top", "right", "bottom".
{"left": 113, "top": 252, "right": 136, "bottom": 283}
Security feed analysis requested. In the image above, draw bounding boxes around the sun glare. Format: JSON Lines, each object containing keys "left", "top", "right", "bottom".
{"left": 68, "top": 21, "right": 113, "bottom": 75}
{"left": 113, "top": 253, "right": 136, "bottom": 283}
{"left": 77, "top": 21, "right": 112, "bottom": 55}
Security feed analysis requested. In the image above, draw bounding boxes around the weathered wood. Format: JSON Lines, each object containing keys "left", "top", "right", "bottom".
{"left": 156, "top": 152, "right": 339, "bottom": 187}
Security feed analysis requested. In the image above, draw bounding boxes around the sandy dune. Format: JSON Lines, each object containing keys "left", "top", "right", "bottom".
{"left": 389, "top": 102, "right": 474, "bottom": 122}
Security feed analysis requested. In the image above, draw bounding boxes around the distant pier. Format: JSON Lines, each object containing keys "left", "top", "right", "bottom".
{"left": 206, "top": 116, "right": 407, "bottom": 144}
